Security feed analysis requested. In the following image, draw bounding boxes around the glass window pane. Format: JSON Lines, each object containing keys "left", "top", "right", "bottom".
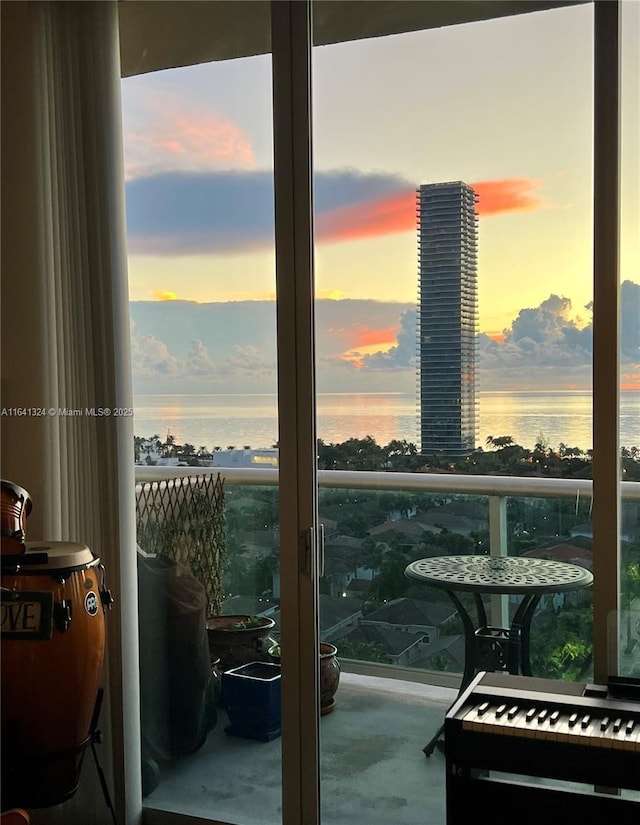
{"left": 619, "top": 0, "right": 640, "bottom": 679}
{"left": 123, "top": 28, "right": 284, "bottom": 825}
{"left": 313, "top": 2, "right": 595, "bottom": 820}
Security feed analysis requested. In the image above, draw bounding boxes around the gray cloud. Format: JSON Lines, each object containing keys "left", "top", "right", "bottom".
{"left": 125, "top": 168, "right": 411, "bottom": 255}
{"left": 359, "top": 309, "right": 417, "bottom": 371}
{"left": 479, "top": 295, "right": 591, "bottom": 369}
{"left": 479, "top": 281, "right": 639, "bottom": 372}
{"left": 129, "top": 285, "right": 639, "bottom": 393}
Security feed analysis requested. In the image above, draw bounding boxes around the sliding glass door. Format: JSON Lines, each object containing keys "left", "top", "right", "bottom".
{"left": 119, "top": 2, "right": 629, "bottom": 823}
{"left": 126, "top": 63, "right": 285, "bottom": 825}
{"left": 310, "top": 0, "right": 626, "bottom": 821}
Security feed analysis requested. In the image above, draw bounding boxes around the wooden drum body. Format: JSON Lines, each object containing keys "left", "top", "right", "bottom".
{"left": 1, "top": 542, "right": 106, "bottom": 809}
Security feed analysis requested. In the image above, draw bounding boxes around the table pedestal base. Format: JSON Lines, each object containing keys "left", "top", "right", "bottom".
{"left": 423, "top": 591, "right": 541, "bottom": 757}
{"left": 474, "top": 625, "right": 522, "bottom": 674}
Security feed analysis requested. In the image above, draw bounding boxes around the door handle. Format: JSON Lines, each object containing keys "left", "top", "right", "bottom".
{"left": 299, "top": 524, "right": 325, "bottom": 580}
{"left": 317, "top": 522, "right": 325, "bottom": 579}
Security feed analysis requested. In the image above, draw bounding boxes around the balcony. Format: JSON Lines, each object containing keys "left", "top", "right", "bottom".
{"left": 143, "top": 671, "right": 455, "bottom": 824}
{"left": 135, "top": 466, "right": 640, "bottom": 823}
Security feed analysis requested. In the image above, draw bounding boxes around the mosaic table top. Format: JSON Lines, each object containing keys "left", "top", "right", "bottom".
{"left": 405, "top": 555, "right": 594, "bottom": 594}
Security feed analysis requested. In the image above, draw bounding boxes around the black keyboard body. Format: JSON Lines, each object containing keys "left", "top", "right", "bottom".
{"left": 445, "top": 671, "right": 640, "bottom": 825}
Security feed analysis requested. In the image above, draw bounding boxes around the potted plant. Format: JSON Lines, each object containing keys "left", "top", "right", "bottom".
{"left": 268, "top": 641, "right": 340, "bottom": 715}
{"left": 206, "top": 614, "right": 276, "bottom": 672}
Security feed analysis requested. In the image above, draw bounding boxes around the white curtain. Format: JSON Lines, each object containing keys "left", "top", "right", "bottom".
{"left": 1, "top": 2, "right": 140, "bottom": 822}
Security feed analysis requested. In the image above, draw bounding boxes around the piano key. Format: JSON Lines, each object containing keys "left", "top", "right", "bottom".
{"left": 539, "top": 709, "right": 561, "bottom": 742}
{"left": 617, "top": 719, "right": 640, "bottom": 753}
{"left": 554, "top": 713, "right": 577, "bottom": 744}
{"left": 446, "top": 674, "right": 640, "bottom": 793}
{"left": 589, "top": 716, "right": 616, "bottom": 749}
{"left": 498, "top": 705, "right": 527, "bottom": 737}
{"left": 460, "top": 702, "right": 483, "bottom": 732}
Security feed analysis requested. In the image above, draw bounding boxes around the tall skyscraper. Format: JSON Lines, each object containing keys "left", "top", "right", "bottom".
{"left": 417, "top": 181, "right": 479, "bottom": 457}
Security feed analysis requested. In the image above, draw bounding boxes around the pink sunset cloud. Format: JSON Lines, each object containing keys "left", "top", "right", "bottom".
{"left": 324, "top": 323, "right": 400, "bottom": 369}
{"left": 351, "top": 325, "right": 399, "bottom": 349}
{"left": 125, "top": 169, "right": 551, "bottom": 256}
{"left": 315, "top": 178, "right": 547, "bottom": 245}
{"left": 315, "top": 190, "right": 415, "bottom": 243}
{"left": 164, "top": 113, "right": 257, "bottom": 168}
{"left": 473, "top": 178, "right": 545, "bottom": 215}
{"left": 125, "top": 105, "right": 256, "bottom": 179}
{"left": 324, "top": 323, "right": 399, "bottom": 352}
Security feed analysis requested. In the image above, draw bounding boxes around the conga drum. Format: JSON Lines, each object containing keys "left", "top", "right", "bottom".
{"left": 1, "top": 541, "right": 107, "bottom": 809}
{"left": 0, "top": 481, "right": 32, "bottom": 555}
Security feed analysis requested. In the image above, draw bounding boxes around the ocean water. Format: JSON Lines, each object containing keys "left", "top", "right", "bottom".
{"left": 132, "top": 390, "right": 640, "bottom": 452}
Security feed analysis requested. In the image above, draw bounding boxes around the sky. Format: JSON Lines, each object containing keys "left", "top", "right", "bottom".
{"left": 121, "top": 1, "right": 639, "bottom": 394}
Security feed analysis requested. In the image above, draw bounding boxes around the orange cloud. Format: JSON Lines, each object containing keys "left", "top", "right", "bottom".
{"left": 473, "top": 178, "right": 545, "bottom": 216}
{"left": 329, "top": 324, "right": 399, "bottom": 370}
{"left": 352, "top": 326, "right": 398, "bottom": 348}
{"left": 316, "top": 190, "right": 415, "bottom": 243}
{"left": 326, "top": 323, "right": 398, "bottom": 351}
{"left": 621, "top": 373, "right": 640, "bottom": 390}
{"left": 315, "top": 178, "right": 546, "bottom": 245}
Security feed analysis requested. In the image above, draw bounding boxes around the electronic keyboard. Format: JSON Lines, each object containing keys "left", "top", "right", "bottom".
{"left": 444, "top": 671, "right": 640, "bottom": 825}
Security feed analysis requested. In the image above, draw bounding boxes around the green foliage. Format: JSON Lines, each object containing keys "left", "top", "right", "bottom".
{"left": 529, "top": 604, "right": 593, "bottom": 680}
{"left": 337, "top": 639, "right": 388, "bottom": 663}
{"left": 547, "top": 640, "right": 592, "bottom": 681}
{"left": 231, "top": 616, "right": 267, "bottom": 630}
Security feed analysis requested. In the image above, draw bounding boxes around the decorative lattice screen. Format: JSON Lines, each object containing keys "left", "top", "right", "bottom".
{"left": 136, "top": 474, "right": 227, "bottom": 615}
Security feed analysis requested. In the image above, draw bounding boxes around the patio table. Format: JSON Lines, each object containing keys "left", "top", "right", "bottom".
{"left": 404, "top": 554, "right": 593, "bottom": 756}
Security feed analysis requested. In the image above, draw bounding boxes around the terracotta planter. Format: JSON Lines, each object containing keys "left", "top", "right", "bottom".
{"left": 268, "top": 641, "right": 340, "bottom": 715}
{"left": 206, "top": 615, "right": 276, "bottom": 672}
{"left": 319, "top": 643, "right": 340, "bottom": 715}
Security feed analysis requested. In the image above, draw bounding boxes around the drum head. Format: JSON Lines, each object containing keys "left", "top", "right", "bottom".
{"left": 22, "top": 541, "right": 97, "bottom": 571}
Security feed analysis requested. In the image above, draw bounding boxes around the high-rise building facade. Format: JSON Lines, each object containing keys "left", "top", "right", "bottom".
{"left": 417, "top": 181, "right": 478, "bottom": 457}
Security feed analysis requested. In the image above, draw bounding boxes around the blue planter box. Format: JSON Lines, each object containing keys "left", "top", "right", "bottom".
{"left": 222, "top": 661, "right": 282, "bottom": 741}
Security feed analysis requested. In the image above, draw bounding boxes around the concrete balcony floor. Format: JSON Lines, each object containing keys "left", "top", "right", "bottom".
{"left": 143, "top": 672, "right": 457, "bottom": 825}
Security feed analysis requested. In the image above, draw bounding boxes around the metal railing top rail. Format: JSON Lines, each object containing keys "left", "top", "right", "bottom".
{"left": 135, "top": 465, "right": 640, "bottom": 501}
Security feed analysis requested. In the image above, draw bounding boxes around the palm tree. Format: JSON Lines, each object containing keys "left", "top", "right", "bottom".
{"left": 486, "top": 435, "right": 515, "bottom": 451}
{"left": 133, "top": 435, "right": 144, "bottom": 462}
{"left": 162, "top": 433, "right": 175, "bottom": 457}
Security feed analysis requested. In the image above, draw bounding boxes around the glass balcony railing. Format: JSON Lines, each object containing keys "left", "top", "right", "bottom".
{"left": 135, "top": 465, "right": 640, "bottom": 687}
{"left": 135, "top": 466, "right": 640, "bottom": 822}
